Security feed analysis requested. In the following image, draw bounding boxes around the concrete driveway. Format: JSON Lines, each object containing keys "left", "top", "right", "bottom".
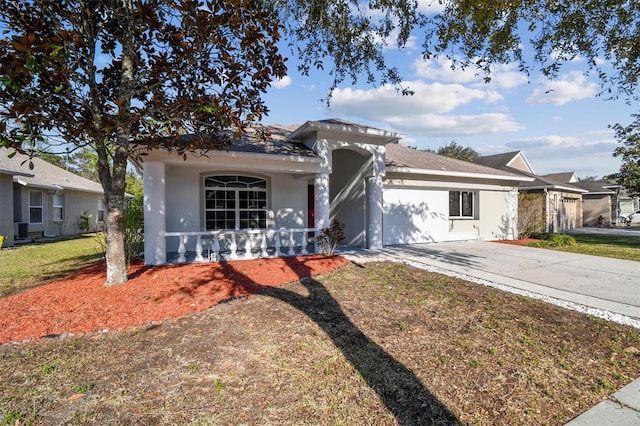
{"left": 342, "top": 239, "right": 640, "bottom": 323}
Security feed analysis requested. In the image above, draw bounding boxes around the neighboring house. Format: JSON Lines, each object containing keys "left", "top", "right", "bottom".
{"left": 138, "top": 119, "right": 533, "bottom": 265}
{"left": 473, "top": 151, "right": 586, "bottom": 233}
{"left": 571, "top": 181, "right": 618, "bottom": 226}
{"left": 0, "top": 147, "right": 105, "bottom": 247}
{"left": 616, "top": 187, "right": 640, "bottom": 219}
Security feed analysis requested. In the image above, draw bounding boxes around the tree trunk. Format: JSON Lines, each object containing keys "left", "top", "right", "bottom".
{"left": 105, "top": 202, "right": 128, "bottom": 286}
{"left": 103, "top": 0, "right": 135, "bottom": 286}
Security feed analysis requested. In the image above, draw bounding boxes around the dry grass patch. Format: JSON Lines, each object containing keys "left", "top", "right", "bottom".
{"left": 2, "top": 261, "right": 640, "bottom": 425}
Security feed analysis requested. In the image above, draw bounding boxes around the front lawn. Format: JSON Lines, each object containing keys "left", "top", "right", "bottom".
{"left": 0, "top": 234, "right": 104, "bottom": 296}
{"left": 2, "top": 261, "right": 640, "bottom": 425}
{"left": 551, "top": 233, "right": 640, "bottom": 262}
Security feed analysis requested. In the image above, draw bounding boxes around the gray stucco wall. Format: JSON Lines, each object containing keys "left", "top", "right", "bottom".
{"left": 450, "top": 189, "right": 513, "bottom": 240}
{"left": 383, "top": 174, "right": 519, "bottom": 244}
{"left": 0, "top": 174, "right": 14, "bottom": 247}
{"left": 163, "top": 164, "right": 309, "bottom": 252}
{"left": 11, "top": 185, "right": 104, "bottom": 239}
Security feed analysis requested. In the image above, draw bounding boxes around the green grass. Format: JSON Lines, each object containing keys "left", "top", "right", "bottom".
{"left": 0, "top": 234, "right": 104, "bottom": 296}
{"left": 548, "top": 233, "right": 640, "bottom": 262}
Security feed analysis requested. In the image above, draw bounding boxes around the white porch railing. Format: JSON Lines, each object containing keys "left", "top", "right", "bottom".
{"left": 158, "top": 228, "right": 317, "bottom": 264}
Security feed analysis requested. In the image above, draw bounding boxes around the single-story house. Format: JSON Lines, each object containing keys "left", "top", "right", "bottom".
{"left": 570, "top": 181, "right": 618, "bottom": 226}
{"left": 138, "top": 119, "right": 533, "bottom": 265}
{"left": 473, "top": 151, "right": 586, "bottom": 233}
{"left": 0, "top": 147, "right": 106, "bottom": 247}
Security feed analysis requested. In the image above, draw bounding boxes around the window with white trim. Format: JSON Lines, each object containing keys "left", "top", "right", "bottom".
{"left": 29, "top": 190, "right": 43, "bottom": 224}
{"left": 449, "top": 190, "right": 475, "bottom": 218}
{"left": 52, "top": 193, "right": 65, "bottom": 222}
{"left": 98, "top": 199, "right": 105, "bottom": 222}
{"left": 204, "top": 175, "right": 267, "bottom": 230}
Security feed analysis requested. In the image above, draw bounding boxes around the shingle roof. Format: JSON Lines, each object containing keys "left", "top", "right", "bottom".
{"left": 544, "top": 172, "right": 577, "bottom": 184}
{"left": 472, "top": 151, "right": 522, "bottom": 170}
{"left": 135, "top": 124, "right": 318, "bottom": 158}
{"left": 571, "top": 181, "right": 616, "bottom": 194}
{"left": 0, "top": 147, "right": 104, "bottom": 194}
{"left": 520, "top": 174, "right": 585, "bottom": 192}
{"left": 233, "top": 125, "right": 318, "bottom": 157}
{"left": 473, "top": 151, "right": 587, "bottom": 192}
{"left": 385, "top": 143, "right": 529, "bottom": 179}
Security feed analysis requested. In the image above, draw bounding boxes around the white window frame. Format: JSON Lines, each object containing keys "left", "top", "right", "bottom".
{"left": 98, "top": 199, "right": 105, "bottom": 222}
{"left": 29, "top": 190, "right": 43, "bottom": 224}
{"left": 203, "top": 175, "right": 268, "bottom": 230}
{"left": 449, "top": 190, "right": 476, "bottom": 218}
{"left": 52, "top": 193, "right": 65, "bottom": 222}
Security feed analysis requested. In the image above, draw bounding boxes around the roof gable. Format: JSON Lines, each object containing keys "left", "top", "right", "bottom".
{"left": 473, "top": 151, "right": 535, "bottom": 174}
{"left": 544, "top": 172, "right": 578, "bottom": 183}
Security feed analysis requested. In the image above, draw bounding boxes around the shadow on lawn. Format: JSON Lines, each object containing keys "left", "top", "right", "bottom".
{"left": 217, "top": 256, "right": 460, "bottom": 426}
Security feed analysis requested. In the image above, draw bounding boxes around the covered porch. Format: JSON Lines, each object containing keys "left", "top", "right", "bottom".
{"left": 141, "top": 121, "right": 402, "bottom": 265}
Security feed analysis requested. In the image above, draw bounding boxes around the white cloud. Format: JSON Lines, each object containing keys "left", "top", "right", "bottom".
{"left": 328, "top": 80, "right": 522, "bottom": 136}
{"left": 413, "top": 57, "right": 528, "bottom": 89}
{"left": 503, "top": 129, "right": 620, "bottom": 176}
{"left": 526, "top": 72, "right": 597, "bottom": 106}
{"left": 331, "top": 80, "right": 493, "bottom": 117}
{"left": 387, "top": 113, "right": 522, "bottom": 136}
{"left": 272, "top": 76, "right": 292, "bottom": 89}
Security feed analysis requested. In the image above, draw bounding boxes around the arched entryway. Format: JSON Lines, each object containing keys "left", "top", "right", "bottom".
{"left": 329, "top": 148, "right": 373, "bottom": 247}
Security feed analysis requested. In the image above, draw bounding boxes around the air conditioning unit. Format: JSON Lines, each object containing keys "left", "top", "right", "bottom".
{"left": 15, "top": 223, "right": 28, "bottom": 239}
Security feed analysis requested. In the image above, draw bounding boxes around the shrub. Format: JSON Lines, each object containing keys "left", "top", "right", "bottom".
{"left": 517, "top": 192, "right": 546, "bottom": 238}
{"left": 123, "top": 174, "right": 144, "bottom": 264}
{"left": 78, "top": 211, "right": 93, "bottom": 232}
{"left": 527, "top": 233, "right": 576, "bottom": 248}
{"left": 316, "top": 220, "right": 345, "bottom": 254}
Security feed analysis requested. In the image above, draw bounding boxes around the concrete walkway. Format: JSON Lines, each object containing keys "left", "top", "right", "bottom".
{"left": 338, "top": 237, "right": 640, "bottom": 425}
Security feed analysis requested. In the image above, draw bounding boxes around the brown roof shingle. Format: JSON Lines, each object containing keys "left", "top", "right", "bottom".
{"left": 385, "top": 143, "right": 526, "bottom": 178}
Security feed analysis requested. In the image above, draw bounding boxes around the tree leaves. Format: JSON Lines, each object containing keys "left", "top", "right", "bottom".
{"left": 611, "top": 114, "right": 640, "bottom": 196}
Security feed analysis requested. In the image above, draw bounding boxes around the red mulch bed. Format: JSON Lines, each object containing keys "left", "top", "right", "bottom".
{"left": 0, "top": 255, "right": 349, "bottom": 344}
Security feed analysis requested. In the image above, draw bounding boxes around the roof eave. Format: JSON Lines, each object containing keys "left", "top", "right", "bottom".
{"left": 136, "top": 146, "right": 323, "bottom": 167}
{"left": 290, "top": 120, "right": 405, "bottom": 143}
{"left": 386, "top": 166, "right": 535, "bottom": 182}
{"left": 520, "top": 184, "right": 588, "bottom": 193}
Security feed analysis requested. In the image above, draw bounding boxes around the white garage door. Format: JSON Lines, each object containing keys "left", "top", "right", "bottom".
{"left": 382, "top": 188, "right": 449, "bottom": 245}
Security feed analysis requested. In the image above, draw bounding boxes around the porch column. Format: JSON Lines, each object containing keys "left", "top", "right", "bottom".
{"left": 366, "top": 175, "right": 383, "bottom": 249}
{"left": 367, "top": 147, "right": 385, "bottom": 249}
{"left": 314, "top": 172, "right": 330, "bottom": 252}
{"left": 143, "top": 161, "right": 166, "bottom": 265}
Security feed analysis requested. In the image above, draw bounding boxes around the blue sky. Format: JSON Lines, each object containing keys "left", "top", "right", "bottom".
{"left": 261, "top": 19, "right": 636, "bottom": 179}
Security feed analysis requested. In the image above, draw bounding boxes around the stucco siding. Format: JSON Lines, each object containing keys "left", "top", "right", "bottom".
{"left": 9, "top": 185, "right": 103, "bottom": 240}
{"left": 449, "top": 190, "right": 513, "bottom": 240}
{"left": 270, "top": 174, "right": 309, "bottom": 229}
{"left": 0, "top": 174, "right": 14, "bottom": 247}
{"left": 52, "top": 190, "right": 104, "bottom": 235}
{"left": 382, "top": 187, "right": 449, "bottom": 245}
{"left": 163, "top": 165, "right": 308, "bottom": 252}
